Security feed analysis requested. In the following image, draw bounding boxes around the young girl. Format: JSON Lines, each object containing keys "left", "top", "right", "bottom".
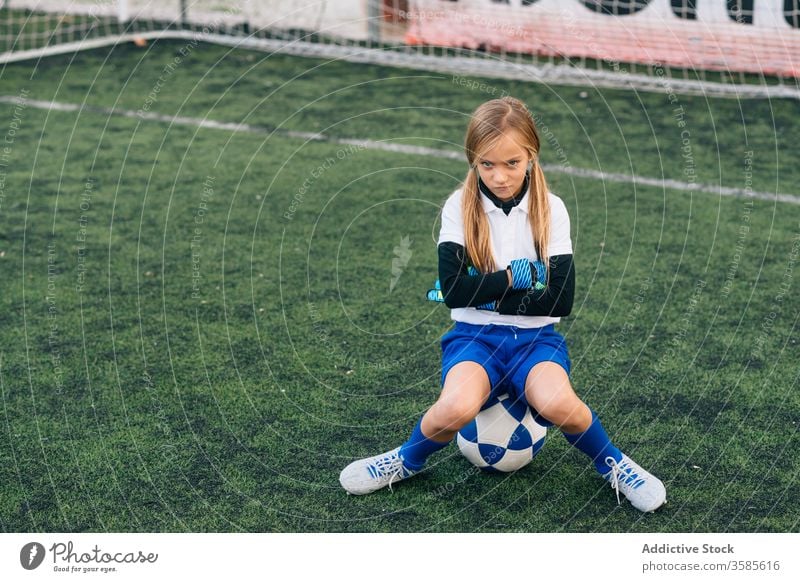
{"left": 339, "top": 97, "right": 666, "bottom": 512}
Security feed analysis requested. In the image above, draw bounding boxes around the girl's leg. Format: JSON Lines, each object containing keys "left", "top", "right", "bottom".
{"left": 523, "top": 362, "right": 621, "bottom": 473}
{"left": 523, "top": 362, "right": 666, "bottom": 512}
{"left": 339, "top": 361, "right": 491, "bottom": 495}
{"left": 400, "top": 361, "right": 492, "bottom": 470}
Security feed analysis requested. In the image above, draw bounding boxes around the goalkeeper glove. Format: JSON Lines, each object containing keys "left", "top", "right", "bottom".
{"left": 508, "top": 258, "right": 546, "bottom": 291}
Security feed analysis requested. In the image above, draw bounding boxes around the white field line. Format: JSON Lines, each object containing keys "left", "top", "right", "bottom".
{"left": 1, "top": 94, "right": 798, "bottom": 205}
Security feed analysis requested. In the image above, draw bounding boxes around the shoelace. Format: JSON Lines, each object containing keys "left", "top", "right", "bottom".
{"left": 604, "top": 456, "right": 645, "bottom": 505}
{"left": 367, "top": 452, "right": 407, "bottom": 493}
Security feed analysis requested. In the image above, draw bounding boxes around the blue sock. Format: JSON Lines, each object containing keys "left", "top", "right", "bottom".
{"left": 562, "top": 410, "right": 622, "bottom": 474}
{"left": 399, "top": 418, "right": 450, "bottom": 471}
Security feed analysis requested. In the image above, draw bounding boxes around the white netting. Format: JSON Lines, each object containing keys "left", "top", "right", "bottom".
{"left": 405, "top": 0, "right": 800, "bottom": 78}
{"left": 1, "top": 0, "right": 799, "bottom": 99}
{"left": 2, "top": 1, "right": 372, "bottom": 38}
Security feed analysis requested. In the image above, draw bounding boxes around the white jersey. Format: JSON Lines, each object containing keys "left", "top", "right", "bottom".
{"left": 438, "top": 187, "right": 573, "bottom": 329}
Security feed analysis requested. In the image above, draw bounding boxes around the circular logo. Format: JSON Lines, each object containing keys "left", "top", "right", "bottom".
{"left": 20, "top": 542, "right": 45, "bottom": 570}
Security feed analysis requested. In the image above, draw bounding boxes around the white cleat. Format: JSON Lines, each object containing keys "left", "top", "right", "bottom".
{"left": 339, "top": 447, "right": 416, "bottom": 495}
{"left": 603, "top": 453, "right": 667, "bottom": 513}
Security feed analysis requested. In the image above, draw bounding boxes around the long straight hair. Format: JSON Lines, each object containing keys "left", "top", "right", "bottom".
{"left": 462, "top": 97, "right": 550, "bottom": 274}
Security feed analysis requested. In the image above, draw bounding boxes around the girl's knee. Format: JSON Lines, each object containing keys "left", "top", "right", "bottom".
{"left": 428, "top": 361, "right": 491, "bottom": 432}
{"left": 430, "top": 396, "right": 483, "bottom": 429}
{"left": 528, "top": 391, "right": 590, "bottom": 428}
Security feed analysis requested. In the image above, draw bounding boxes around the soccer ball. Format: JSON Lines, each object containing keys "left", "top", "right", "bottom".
{"left": 457, "top": 394, "right": 547, "bottom": 472}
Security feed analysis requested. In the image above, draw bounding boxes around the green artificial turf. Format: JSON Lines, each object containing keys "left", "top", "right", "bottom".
{"left": 0, "top": 39, "right": 798, "bottom": 532}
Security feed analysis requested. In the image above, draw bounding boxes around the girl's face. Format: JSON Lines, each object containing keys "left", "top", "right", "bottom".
{"left": 475, "top": 130, "right": 532, "bottom": 200}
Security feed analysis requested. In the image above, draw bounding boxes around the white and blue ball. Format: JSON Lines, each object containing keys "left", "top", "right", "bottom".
{"left": 457, "top": 394, "right": 547, "bottom": 472}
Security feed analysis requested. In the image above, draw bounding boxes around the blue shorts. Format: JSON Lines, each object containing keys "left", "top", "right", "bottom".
{"left": 440, "top": 322, "right": 572, "bottom": 427}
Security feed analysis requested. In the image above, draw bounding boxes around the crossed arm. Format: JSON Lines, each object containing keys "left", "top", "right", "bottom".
{"left": 437, "top": 241, "right": 575, "bottom": 317}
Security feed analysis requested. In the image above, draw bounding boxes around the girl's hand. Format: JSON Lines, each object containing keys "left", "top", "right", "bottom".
{"left": 508, "top": 258, "right": 534, "bottom": 289}
{"left": 508, "top": 259, "right": 547, "bottom": 290}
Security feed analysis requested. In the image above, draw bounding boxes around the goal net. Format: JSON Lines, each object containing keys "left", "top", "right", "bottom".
{"left": 2, "top": 1, "right": 799, "bottom": 98}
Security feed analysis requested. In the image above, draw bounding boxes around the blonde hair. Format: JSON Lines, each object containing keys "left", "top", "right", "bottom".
{"left": 462, "top": 96, "right": 550, "bottom": 274}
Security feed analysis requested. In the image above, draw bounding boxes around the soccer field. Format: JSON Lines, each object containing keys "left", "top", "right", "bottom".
{"left": 0, "top": 39, "right": 798, "bottom": 532}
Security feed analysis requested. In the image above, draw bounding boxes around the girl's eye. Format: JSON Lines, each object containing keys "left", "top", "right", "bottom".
{"left": 481, "top": 161, "right": 493, "bottom": 168}
{"left": 509, "top": 160, "right": 519, "bottom": 166}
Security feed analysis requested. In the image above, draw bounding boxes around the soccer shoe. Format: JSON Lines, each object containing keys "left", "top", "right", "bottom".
{"left": 339, "top": 447, "right": 416, "bottom": 495}
{"left": 603, "top": 453, "right": 667, "bottom": 512}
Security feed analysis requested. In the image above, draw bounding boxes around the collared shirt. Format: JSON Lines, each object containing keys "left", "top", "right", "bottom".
{"left": 478, "top": 174, "right": 529, "bottom": 215}
{"left": 437, "top": 185, "right": 573, "bottom": 328}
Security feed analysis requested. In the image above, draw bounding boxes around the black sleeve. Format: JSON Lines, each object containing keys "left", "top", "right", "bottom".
{"left": 438, "top": 242, "right": 510, "bottom": 308}
{"left": 496, "top": 254, "right": 575, "bottom": 317}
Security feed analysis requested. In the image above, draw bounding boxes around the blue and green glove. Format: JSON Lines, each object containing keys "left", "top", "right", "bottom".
{"left": 508, "top": 259, "right": 547, "bottom": 291}
{"left": 426, "top": 279, "right": 444, "bottom": 303}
